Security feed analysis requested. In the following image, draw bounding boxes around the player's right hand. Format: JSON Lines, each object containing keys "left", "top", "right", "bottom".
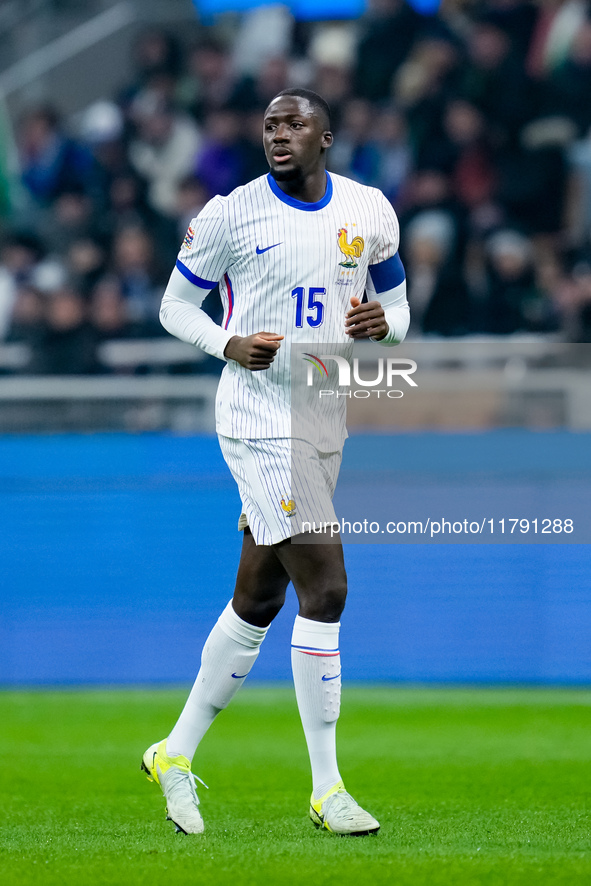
{"left": 224, "top": 332, "right": 284, "bottom": 370}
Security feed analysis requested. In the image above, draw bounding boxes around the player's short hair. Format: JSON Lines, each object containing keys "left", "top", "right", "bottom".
{"left": 271, "top": 88, "right": 332, "bottom": 131}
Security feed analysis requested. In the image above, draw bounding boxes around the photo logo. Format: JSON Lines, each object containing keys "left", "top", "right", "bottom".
{"left": 337, "top": 227, "right": 364, "bottom": 268}
{"left": 303, "top": 353, "right": 329, "bottom": 377}
{"left": 303, "top": 353, "right": 417, "bottom": 398}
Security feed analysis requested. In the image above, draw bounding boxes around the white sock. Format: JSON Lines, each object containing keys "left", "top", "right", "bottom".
{"left": 291, "top": 615, "right": 342, "bottom": 800}
{"left": 166, "top": 600, "right": 268, "bottom": 761}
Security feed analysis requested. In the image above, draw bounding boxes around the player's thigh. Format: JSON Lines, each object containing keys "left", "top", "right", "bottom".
{"left": 234, "top": 527, "right": 290, "bottom": 602}
{"left": 274, "top": 534, "right": 347, "bottom": 605}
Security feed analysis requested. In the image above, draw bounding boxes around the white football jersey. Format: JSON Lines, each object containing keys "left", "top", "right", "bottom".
{"left": 161, "top": 171, "right": 408, "bottom": 450}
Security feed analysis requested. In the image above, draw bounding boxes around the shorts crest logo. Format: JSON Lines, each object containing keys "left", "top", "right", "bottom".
{"left": 182, "top": 225, "right": 195, "bottom": 250}
{"left": 280, "top": 497, "right": 297, "bottom": 517}
{"left": 337, "top": 227, "right": 364, "bottom": 268}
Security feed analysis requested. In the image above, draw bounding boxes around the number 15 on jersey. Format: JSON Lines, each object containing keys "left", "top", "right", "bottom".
{"left": 291, "top": 287, "right": 325, "bottom": 328}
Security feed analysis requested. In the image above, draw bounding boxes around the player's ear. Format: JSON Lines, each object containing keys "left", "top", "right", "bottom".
{"left": 322, "top": 130, "right": 333, "bottom": 149}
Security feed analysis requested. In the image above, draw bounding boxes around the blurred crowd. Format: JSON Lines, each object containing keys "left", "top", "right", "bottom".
{"left": 3, "top": 0, "right": 591, "bottom": 374}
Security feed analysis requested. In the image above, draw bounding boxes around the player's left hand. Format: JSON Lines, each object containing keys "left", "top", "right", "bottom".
{"left": 345, "top": 296, "right": 389, "bottom": 340}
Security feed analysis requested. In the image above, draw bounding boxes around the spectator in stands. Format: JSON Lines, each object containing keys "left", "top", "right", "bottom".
{"left": 239, "top": 110, "right": 272, "bottom": 184}
{"left": 329, "top": 99, "right": 380, "bottom": 184}
{"left": 38, "top": 188, "right": 98, "bottom": 257}
{"left": 100, "top": 169, "right": 178, "bottom": 271}
{"left": 0, "top": 233, "right": 51, "bottom": 340}
{"left": 128, "top": 93, "right": 201, "bottom": 218}
{"left": 4, "top": 286, "right": 47, "bottom": 373}
{"left": 77, "top": 100, "right": 128, "bottom": 212}
{"left": 194, "top": 110, "right": 243, "bottom": 197}
{"left": 526, "top": 0, "right": 588, "bottom": 80}
{"left": 8, "top": 0, "right": 591, "bottom": 379}
{"left": 437, "top": 99, "right": 498, "bottom": 227}
{"left": 354, "top": 0, "right": 422, "bottom": 101}
{"left": 565, "top": 125, "right": 591, "bottom": 248}
{"left": 177, "top": 41, "right": 236, "bottom": 124}
{"left": 230, "top": 56, "right": 290, "bottom": 113}
{"left": 404, "top": 209, "right": 471, "bottom": 335}
{"left": 17, "top": 105, "right": 96, "bottom": 207}
{"left": 393, "top": 33, "right": 462, "bottom": 169}
{"left": 0, "top": 231, "right": 45, "bottom": 288}
{"left": 0, "top": 266, "right": 17, "bottom": 341}
{"left": 372, "top": 108, "right": 412, "bottom": 205}
{"left": 38, "top": 287, "right": 95, "bottom": 374}
{"left": 66, "top": 237, "right": 107, "bottom": 299}
{"left": 89, "top": 277, "right": 134, "bottom": 362}
{"left": 495, "top": 116, "right": 570, "bottom": 236}
{"left": 111, "top": 225, "right": 164, "bottom": 332}
{"left": 461, "top": 17, "right": 535, "bottom": 140}
{"left": 555, "top": 258, "right": 591, "bottom": 340}
{"left": 399, "top": 168, "right": 468, "bottom": 268}
{"left": 311, "top": 64, "right": 352, "bottom": 133}
{"left": 174, "top": 176, "right": 211, "bottom": 241}
{"left": 483, "top": 0, "right": 537, "bottom": 57}
{"left": 481, "top": 229, "right": 557, "bottom": 333}
{"left": 546, "top": 19, "right": 591, "bottom": 137}
{"left": 119, "top": 29, "right": 183, "bottom": 110}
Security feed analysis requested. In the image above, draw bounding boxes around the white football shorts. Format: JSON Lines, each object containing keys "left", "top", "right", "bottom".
{"left": 218, "top": 435, "right": 342, "bottom": 546}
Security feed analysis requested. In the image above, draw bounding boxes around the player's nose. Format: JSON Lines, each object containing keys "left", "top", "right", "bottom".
{"left": 273, "top": 123, "right": 290, "bottom": 141}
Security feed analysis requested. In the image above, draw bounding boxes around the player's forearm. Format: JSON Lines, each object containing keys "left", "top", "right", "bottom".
{"left": 159, "top": 271, "right": 234, "bottom": 361}
{"left": 367, "top": 252, "right": 409, "bottom": 345}
{"left": 371, "top": 277, "right": 410, "bottom": 346}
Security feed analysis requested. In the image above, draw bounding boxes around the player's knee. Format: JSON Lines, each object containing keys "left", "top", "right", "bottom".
{"left": 234, "top": 591, "right": 286, "bottom": 627}
{"left": 257, "top": 592, "right": 286, "bottom": 623}
{"left": 299, "top": 578, "right": 347, "bottom": 622}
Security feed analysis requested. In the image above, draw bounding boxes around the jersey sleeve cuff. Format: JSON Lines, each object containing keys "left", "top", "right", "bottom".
{"left": 370, "top": 304, "right": 410, "bottom": 346}
{"left": 209, "top": 326, "right": 235, "bottom": 361}
{"left": 175, "top": 259, "right": 218, "bottom": 290}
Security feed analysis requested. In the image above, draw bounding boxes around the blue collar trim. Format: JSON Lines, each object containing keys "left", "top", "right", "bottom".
{"left": 266, "top": 171, "right": 333, "bottom": 211}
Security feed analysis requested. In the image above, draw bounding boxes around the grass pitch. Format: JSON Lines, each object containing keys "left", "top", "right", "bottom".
{"left": 1, "top": 686, "right": 590, "bottom": 886}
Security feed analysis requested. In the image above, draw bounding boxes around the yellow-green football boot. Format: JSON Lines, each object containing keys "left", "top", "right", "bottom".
{"left": 310, "top": 780, "right": 380, "bottom": 835}
{"left": 141, "top": 739, "right": 205, "bottom": 834}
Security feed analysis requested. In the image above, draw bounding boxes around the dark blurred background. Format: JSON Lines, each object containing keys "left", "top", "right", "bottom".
{"left": 3, "top": 0, "right": 591, "bottom": 388}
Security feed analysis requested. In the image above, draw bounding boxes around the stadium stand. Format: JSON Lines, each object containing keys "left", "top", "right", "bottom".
{"left": 2, "top": 0, "right": 591, "bottom": 391}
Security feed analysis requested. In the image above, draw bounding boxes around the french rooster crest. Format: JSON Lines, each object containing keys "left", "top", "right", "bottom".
{"left": 337, "top": 227, "right": 365, "bottom": 268}
{"left": 280, "top": 497, "right": 297, "bottom": 517}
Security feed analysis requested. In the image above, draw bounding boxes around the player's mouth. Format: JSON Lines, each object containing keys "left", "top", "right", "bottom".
{"left": 273, "top": 151, "right": 293, "bottom": 163}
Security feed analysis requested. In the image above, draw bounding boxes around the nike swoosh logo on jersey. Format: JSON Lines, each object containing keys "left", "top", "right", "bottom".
{"left": 322, "top": 672, "right": 341, "bottom": 681}
{"left": 231, "top": 672, "right": 249, "bottom": 679}
{"left": 256, "top": 242, "right": 282, "bottom": 254}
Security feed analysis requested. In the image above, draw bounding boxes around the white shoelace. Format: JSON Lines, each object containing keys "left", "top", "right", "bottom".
{"left": 164, "top": 767, "right": 209, "bottom": 809}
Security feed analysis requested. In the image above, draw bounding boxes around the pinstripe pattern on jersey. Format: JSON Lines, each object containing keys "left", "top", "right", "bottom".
{"left": 219, "top": 436, "right": 341, "bottom": 546}
{"left": 179, "top": 173, "right": 402, "bottom": 451}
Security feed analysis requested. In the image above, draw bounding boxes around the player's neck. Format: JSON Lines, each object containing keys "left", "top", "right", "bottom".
{"left": 274, "top": 168, "right": 327, "bottom": 204}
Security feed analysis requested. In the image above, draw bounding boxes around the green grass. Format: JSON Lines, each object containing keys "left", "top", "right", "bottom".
{"left": 1, "top": 686, "right": 590, "bottom": 885}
